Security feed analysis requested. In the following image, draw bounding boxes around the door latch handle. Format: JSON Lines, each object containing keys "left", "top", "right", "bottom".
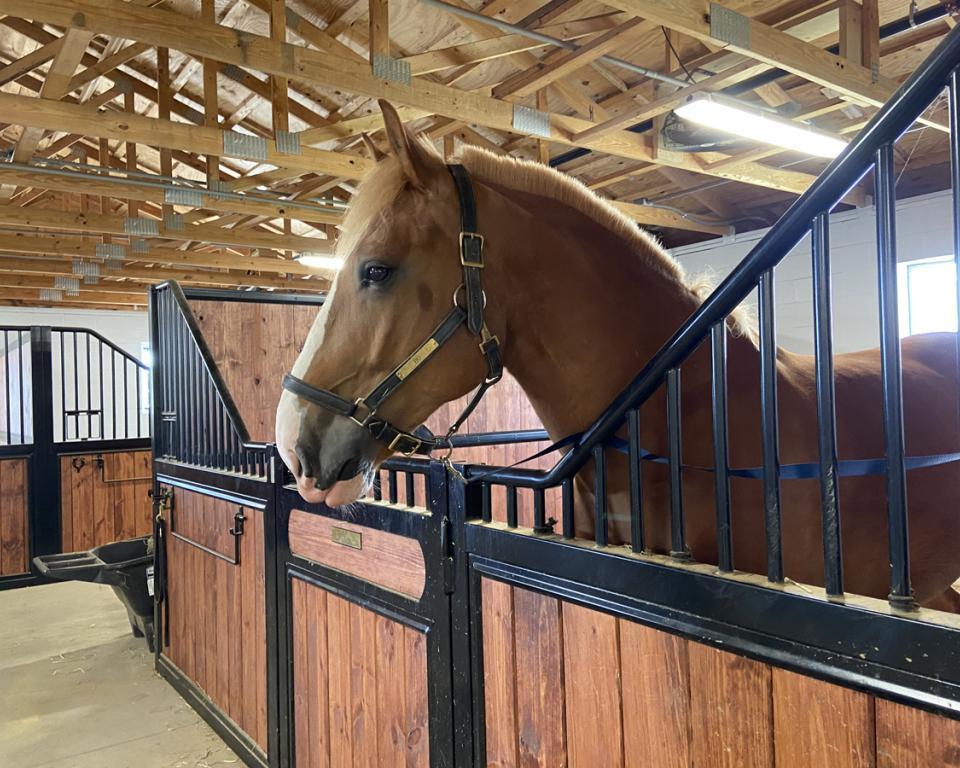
{"left": 229, "top": 509, "right": 246, "bottom": 537}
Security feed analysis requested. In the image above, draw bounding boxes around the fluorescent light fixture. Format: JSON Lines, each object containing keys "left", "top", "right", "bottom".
{"left": 675, "top": 94, "right": 848, "bottom": 159}
{"left": 296, "top": 252, "right": 345, "bottom": 271}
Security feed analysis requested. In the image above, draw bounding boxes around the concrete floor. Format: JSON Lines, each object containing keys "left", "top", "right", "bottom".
{"left": 0, "top": 581, "right": 241, "bottom": 768}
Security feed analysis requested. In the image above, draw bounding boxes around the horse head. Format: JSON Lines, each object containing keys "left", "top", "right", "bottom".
{"left": 276, "top": 101, "right": 505, "bottom": 505}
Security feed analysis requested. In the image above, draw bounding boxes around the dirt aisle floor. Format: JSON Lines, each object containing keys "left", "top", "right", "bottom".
{"left": 0, "top": 581, "right": 241, "bottom": 768}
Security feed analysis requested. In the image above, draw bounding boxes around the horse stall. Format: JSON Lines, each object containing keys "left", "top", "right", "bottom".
{"left": 0, "top": 324, "right": 151, "bottom": 590}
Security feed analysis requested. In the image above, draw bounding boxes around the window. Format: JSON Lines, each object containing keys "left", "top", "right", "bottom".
{"left": 898, "top": 255, "right": 957, "bottom": 337}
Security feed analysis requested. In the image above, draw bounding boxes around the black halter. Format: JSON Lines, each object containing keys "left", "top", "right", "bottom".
{"left": 282, "top": 164, "right": 503, "bottom": 457}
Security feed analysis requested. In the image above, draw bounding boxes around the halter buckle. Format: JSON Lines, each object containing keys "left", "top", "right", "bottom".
{"left": 459, "top": 232, "right": 484, "bottom": 268}
{"left": 349, "top": 398, "right": 375, "bottom": 428}
{"left": 388, "top": 433, "right": 422, "bottom": 456}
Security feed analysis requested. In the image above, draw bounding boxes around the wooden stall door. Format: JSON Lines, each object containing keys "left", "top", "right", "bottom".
{"left": 291, "top": 577, "right": 429, "bottom": 768}
{"left": 481, "top": 578, "right": 960, "bottom": 768}
{"left": 162, "top": 486, "right": 268, "bottom": 753}
{"left": 60, "top": 449, "right": 152, "bottom": 552}
{"left": 0, "top": 457, "right": 28, "bottom": 575}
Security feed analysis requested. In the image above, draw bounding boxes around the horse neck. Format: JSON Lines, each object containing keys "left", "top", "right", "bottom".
{"left": 477, "top": 180, "right": 703, "bottom": 440}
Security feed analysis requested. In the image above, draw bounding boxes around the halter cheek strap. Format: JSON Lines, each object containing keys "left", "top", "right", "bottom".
{"left": 282, "top": 164, "right": 503, "bottom": 458}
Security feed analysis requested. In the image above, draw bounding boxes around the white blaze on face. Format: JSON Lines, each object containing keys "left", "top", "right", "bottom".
{"left": 275, "top": 275, "right": 339, "bottom": 483}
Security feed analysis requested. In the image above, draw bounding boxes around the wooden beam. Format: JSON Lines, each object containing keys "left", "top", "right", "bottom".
{"left": 861, "top": 0, "right": 879, "bottom": 73}
{"left": 368, "top": 0, "right": 389, "bottom": 61}
{"left": 600, "top": 0, "right": 945, "bottom": 132}
{"left": 0, "top": 252, "right": 328, "bottom": 289}
{"left": 0, "top": 230, "right": 324, "bottom": 273}
{"left": 609, "top": 200, "right": 728, "bottom": 235}
{"left": 0, "top": 37, "right": 64, "bottom": 86}
{"left": 67, "top": 41, "right": 151, "bottom": 94}
{"left": 493, "top": 18, "right": 650, "bottom": 99}
{"left": 400, "top": 14, "right": 620, "bottom": 76}
{"left": 0, "top": 168, "right": 343, "bottom": 225}
{"left": 0, "top": 91, "right": 372, "bottom": 180}
{"left": 1, "top": 0, "right": 821, "bottom": 193}
{"left": 0, "top": 285, "right": 147, "bottom": 306}
{"left": 838, "top": 0, "right": 863, "bottom": 65}
{"left": 270, "top": 0, "right": 290, "bottom": 136}
{"left": 123, "top": 88, "right": 139, "bottom": 217}
{"left": 0, "top": 206, "right": 332, "bottom": 253}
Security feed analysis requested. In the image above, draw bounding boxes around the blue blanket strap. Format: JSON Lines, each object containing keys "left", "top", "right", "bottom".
{"left": 604, "top": 436, "right": 960, "bottom": 479}
{"left": 458, "top": 432, "right": 960, "bottom": 485}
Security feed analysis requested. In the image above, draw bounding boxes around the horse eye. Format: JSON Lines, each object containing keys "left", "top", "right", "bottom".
{"left": 361, "top": 263, "right": 392, "bottom": 285}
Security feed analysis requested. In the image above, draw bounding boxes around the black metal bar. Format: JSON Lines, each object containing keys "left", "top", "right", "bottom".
{"left": 759, "top": 269, "right": 783, "bottom": 583}
{"left": 72, "top": 331, "right": 78, "bottom": 441}
{"left": 373, "top": 472, "right": 382, "bottom": 501}
{"left": 405, "top": 471, "right": 415, "bottom": 507}
{"left": 592, "top": 444, "right": 608, "bottom": 547}
{"left": 812, "top": 213, "right": 844, "bottom": 596}
{"left": 123, "top": 349, "right": 130, "bottom": 440}
{"left": 98, "top": 340, "right": 104, "bottom": 440}
{"left": 480, "top": 26, "right": 960, "bottom": 490}
{"left": 3, "top": 331, "right": 9, "bottom": 444}
{"left": 17, "top": 330, "right": 24, "bottom": 445}
{"left": 29, "top": 327, "right": 59, "bottom": 557}
{"left": 505, "top": 485, "right": 518, "bottom": 528}
{"left": 134, "top": 345, "right": 142, "bottom": 438}
{"left": 876, "top": 142, "right": 913, "bottom": 607}
{"left": 710, "top": 322, "right": 733, "bottom": 572}
{"left": 448, "top": 429, "right": 549, "bottom": 447}
{"left": 85, "top": 332, "right": 91, "bottom": 440}
{"left": 666, "top": 368, "right": 687, "bottom": 559}
{"left": 388, "top": 469, "right": 398, "bottom": 504}
{"left": 481, "top": 483, "right": 491, "bottom": 523}
{"left": 111, "top": 345, "right": 117, "bottom": 441}
{"left": 561, "top": 478, "right": 574, "bottom": 539}
{"left": 627, "top": 407, "right": 644, "bottom": 554}
{"left": 59, "top": 331, "right": 65, "bottom": 442}
{"left": 533, "top": 488, "right": 548, "bottom": 534}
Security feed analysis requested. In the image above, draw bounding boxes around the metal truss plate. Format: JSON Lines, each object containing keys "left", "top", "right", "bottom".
{"left": 512, "top": 105, "right": 551, "bottom": 138}
{"left": 275, "top": 129, "right": 301, "bottom": 156}
{"left": 53, "top": 275, "right": 80, "bottom": 295}
{"left": 223, "top": 130, "right": 269, "bottom": 162}
{"left": 39, "top": 288, "right": 63, "bottom": 302}
{"left": 73, "top": 258, "right": 100, "bottom": 278}
{"left": 95, "top": 242, "right": 126, "bottom": 260}
{"left": 710, "top": 3, "right": 750, "bottom": 50}
{"left": 165, "top": 187, "right": 205, "bottom": 207}
{"left": 123, "top": 217, "right": 159, "bottom": 237}
{"left": 131, "top": 239, "right": 149, "bottom": 255}
{"left": 372, "top": 54, "right": 412, "bottom": 85}
{"left": 163, "top": 213, "right": 184, "bottom": 231}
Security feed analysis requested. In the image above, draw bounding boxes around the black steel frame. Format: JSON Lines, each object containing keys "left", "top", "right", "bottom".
{"left": 150, "top": 27, "right": 960, "bottom": 768}
{"left": 0, "top": 324, "right": 150, "bottom": 591}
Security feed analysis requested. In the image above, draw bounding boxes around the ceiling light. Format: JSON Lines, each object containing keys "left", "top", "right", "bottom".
{"left": 675, "top": 94, "right": 848, "bottom": 159}
{"left": 296, "top": 253, "right": 345, "bottom": 271}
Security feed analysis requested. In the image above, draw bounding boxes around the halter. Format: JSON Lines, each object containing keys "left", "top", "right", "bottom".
{"left": 282, "top": 164, "right": 503, "bottom": 458}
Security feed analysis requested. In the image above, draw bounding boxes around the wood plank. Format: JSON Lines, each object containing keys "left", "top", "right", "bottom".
{"left": 74, "top": 454, "right": 93, "bottom": 550}
{"left": 403, "top": 625, "right": 429, "bottom": 768}
{"left": 0, "top": 459, "right": 27, "bottom": 574}
{"left": 876, "top": 697, "right": 960, "bottom": 767}
{"left": 688, "top": 642, "right": 773, "bottom": 768}
{"left": 562, "top": 601, "right": 623, "bottom": 766}
{"left": 60, "top": 454, "right": 73, "bottom": 552}
{"left": 327, "top": 593, "right": 354, "bottom": 767}
{"left": 772, "top": 667, "right": 875, "bottom": 768}
{"left": 252, "top": 507, "right": 267, "bottom": 750}
{"left": 620, "top": 621, "right": 690, "bottom": 768}
{"left": 375, "top": 612, "right": 406, "bottom": 768}
{"left": 350, "top": 599, "right": 378, "bottom": 767}
{"left": 288, "top": 509, "right": 426, "bottom": 599}
{"left": 481, "top": 578, "right": 518, "bottom": 768}
{"left": 512, "top": 586, "right": 566, "bottom": 767}
{"left": 293, "top": 579, "right": 313, "bottom": 768}
{"left": 368, "top": 0, "right": 389, "bottom": 61}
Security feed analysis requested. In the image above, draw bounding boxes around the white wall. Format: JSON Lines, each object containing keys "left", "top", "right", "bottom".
{"left": 669, "top": 190, "right": 956, "bottom": 355}
{"left": 0, "top": 307, "right": 150, "bottom": 443}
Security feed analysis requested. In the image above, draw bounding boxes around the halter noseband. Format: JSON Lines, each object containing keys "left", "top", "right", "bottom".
{"left": 282, "top": 164, "right": 503, "bottom": 457}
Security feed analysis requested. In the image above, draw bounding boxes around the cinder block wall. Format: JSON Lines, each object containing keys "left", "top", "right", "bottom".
{"left": 670, "top": 190, "right": 955, "bottom": 355}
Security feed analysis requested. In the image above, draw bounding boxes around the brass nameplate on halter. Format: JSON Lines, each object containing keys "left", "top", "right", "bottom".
{"left": 397, "top": 339, "right": 439, "bottom": 380}
{"left": 331, "top": 526, "right": 362, "bottom": 550}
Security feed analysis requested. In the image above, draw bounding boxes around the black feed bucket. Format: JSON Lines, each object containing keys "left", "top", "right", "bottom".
{"left": 33, "top": 536, "right": 155, "bottom": 652}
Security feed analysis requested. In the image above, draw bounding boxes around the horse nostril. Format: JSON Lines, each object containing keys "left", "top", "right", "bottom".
{"left": 295, "top": 444, "right": 316, "bottom": 480}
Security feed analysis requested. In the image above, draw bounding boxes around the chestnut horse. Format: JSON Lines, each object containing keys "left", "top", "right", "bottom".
{"left": 276, "top": 101, "right": 960, "bottom": 610}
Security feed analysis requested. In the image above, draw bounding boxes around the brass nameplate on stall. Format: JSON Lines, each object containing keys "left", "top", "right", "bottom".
{"left": 331, "top": 526, "right": 362, "bottom": 550}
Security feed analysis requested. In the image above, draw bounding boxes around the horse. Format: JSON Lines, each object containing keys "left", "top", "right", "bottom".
{"left": 276, "top": 100, "right": 960, "bottom": 611}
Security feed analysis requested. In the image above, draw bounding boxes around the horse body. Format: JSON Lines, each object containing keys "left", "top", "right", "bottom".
{"left": 277, "top": 100, "right": 960, "bottom": 609}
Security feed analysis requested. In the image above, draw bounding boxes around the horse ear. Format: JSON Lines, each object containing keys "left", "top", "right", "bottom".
{"left": 360, "top": 132, "right": 387, "bottom": 162}
{"left": 378, "top": 99, "right": 438, "bottom": 189}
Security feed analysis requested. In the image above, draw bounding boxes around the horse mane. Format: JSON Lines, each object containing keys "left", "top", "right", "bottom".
{"left": 337, "top": 138, "right": 755, "bottom": 340}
